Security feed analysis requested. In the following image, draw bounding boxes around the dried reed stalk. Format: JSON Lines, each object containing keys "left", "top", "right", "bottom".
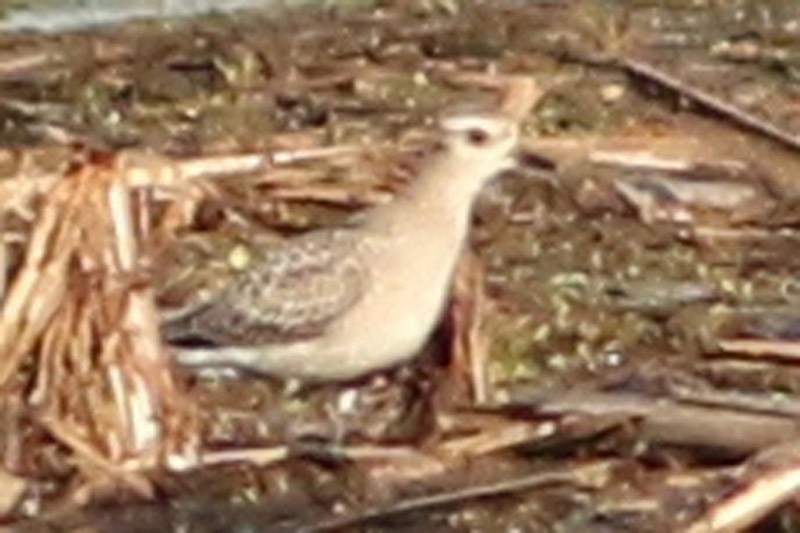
{"left": 0, "top": 152, "right": 198, "bottom": 501}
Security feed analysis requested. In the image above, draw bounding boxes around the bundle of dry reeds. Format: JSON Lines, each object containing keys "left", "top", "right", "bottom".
{"left": 0, "top": 150, "right": 205, "bottom": 505}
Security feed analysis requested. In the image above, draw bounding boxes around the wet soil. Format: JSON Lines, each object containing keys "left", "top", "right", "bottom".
{"left": 5, "top": 0, "right": 800, "bottom": 531}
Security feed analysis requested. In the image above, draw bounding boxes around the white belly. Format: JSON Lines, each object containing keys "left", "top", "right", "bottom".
{"left": 313, "top": 227, "right": 462, "bottom": 378}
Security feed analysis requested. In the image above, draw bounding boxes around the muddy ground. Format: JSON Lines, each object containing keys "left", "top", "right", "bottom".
{"left": 3, "top": 0, "right": 800, "bottom": 531}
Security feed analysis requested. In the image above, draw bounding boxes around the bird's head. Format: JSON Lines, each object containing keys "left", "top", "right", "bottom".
{"left": 437, "top": 112, "right": 519, "bottom": 176}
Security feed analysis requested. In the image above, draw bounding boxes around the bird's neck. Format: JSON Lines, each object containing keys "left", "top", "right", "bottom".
{"left": 370, "top": 154, "right": 493, "bottom": 236}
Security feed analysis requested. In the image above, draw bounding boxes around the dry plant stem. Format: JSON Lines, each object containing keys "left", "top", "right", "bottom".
{"left": 0, "top": 233, "right": 7, "bottom": 302}
{"left": 325, "top": 445, "right": 422, "bottom": 461}
{"left": 193, "top": 446, "right": 290, "bottom": 469}
{"left": 0, "top": 467, "right": 26, "bottom": 517}
{"left": 119, "top": 144, "right": 361, "bottom": 187}
{"left": 40, "top": 415, "right": 154, "bottom": 498}
{"left": 29, "top": 122, "right": 83, "bottom": 145}
{"left": 0, "top": 396, "right": 23, "bottom": 471}
{"left": 589, "top": 150, "right": 698, "bottom": 171}
{"left": 171, "top": 153, "right": 269, "bottom": 180}
{"left": 0, "top": 150, "right": 75, "bottom": 214}
{"left": 270, "top": 144, "right": 364, "bottom": 165}
{"left": 193, "top": 445, "right": 419, "bottom": 469}
{"left": 437, "top": 420, "right": 557, "bottom": 457}
{"left": 109, "top": 181, "right": 169, "bottom": 453}
{"left": 671, "top": 388, "right": 800, "bottom": 418}
{"left": 435, "top": 72, "right": 541, "bottom": 122}
{"left": 521, "top": 135, "right": 705, "bottom": 169}
{"left": 450, "top": 254, "right": 490, "bottom": 404}
{"left": 310, "top": 460, "right": 617, "bottom": 532}
{"left": 0, "top": 51, "right": 57, "bottom": 77}
{"left": 0, "top": 180, "right": 72, "bottom": 385}
{"left": 717, "top": 339, "right": 800, "bottom": 361}
{"left": 267, "top": 184, "right": 392, "bottom": 205}
{"left": 619, "top": 57, "right": 800, "bottom": 153}
{"left": 686, "top": 463, "right": 800, "bottom": 532}
{"left": 692, "top": 226, "right": 800, "bottom": 241}
{"left": 499, "top": 76, "right": 542, "bottom": 121}
{"left": 0, "top": 157, "right": 197, "bottom": 493}
{"left": 534, "top": 391, "right": 800, "bottom": 455}
{"left": 433, "top": 72, "right": 540, "bottom": 123}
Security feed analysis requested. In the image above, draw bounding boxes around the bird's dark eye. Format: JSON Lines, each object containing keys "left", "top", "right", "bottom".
{"left": 466, "top": 128, "right": 490, "bottom": 145}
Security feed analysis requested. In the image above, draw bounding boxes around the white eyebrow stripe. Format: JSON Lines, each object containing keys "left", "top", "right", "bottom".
{"left": 439, "top": 115, "right": 506, "bottom": 134}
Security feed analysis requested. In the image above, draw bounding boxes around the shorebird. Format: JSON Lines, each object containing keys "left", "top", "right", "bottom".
{"left": 161, "top": 110, "right": 520, "bottom": 381}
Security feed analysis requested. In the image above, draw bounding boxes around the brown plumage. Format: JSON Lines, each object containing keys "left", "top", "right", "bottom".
{"left": 162, "top": 230, "right": 367, "bottom": 344}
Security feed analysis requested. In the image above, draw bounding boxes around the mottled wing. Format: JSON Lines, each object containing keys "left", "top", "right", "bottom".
{"left": 161, "top": 229, "right": 368, "bottom": 345}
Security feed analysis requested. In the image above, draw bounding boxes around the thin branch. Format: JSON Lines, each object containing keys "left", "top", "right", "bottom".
{"left": 717, "top": 338, "right": 800, "bottom": 361}
{"left": 619, "top": 57, "right": 800, "bottom": 153}
{"left": 308, "top": 460, "right": 616, "bottom": 532}
{"left": 687, "top": 462, "right": 800, "bottom": 532}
